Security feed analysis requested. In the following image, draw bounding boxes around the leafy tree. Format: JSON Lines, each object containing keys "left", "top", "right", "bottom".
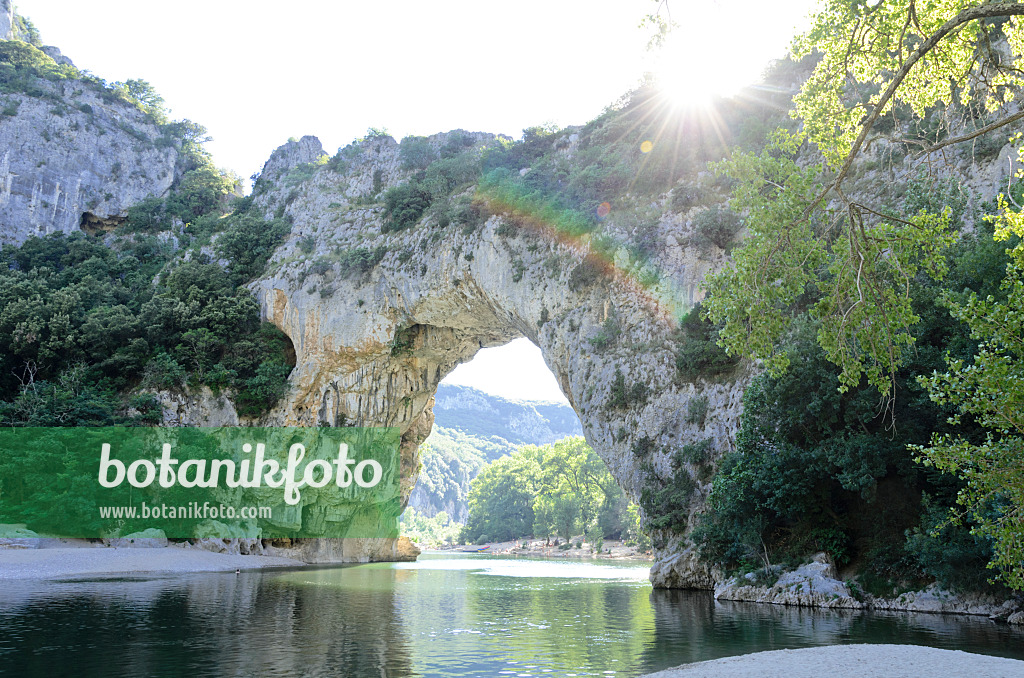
{"left": 694, "top": 221, "right": 1016, "bottom": 588}
{"left": 914, "top": 193, "right": 1024, "bottom": 590}
{"left": 399, "top": 135, "right": 435, "bottom": 169}
{"left": 461, "top": 437, "right": 637, "bottom": 545}
{"left": 692, "top": 0, "right": 1024, "bottom": 588}
{"left": 114, "top": 78, "right": 168, "bottom": 122}
{"left": 462, "top": 452, "right": 540, "bottom": 542}
{"left": 400, "top": 507, "right": 462, "bottom": 546}
{"left": 382, "top": 181, "right": 433, "bottom": 232}
{"left": 705, "top": 1, "right": 1024, "bottom": 399}
{"left": 167, "top": 167, "right": 238, "bottom": 224}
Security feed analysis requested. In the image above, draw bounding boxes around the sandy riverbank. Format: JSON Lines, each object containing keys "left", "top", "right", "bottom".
{"left": 637, "top": 644, "right": 1024, "bottom": 677}
{"left": 0, "top": 546, "right": 305, "bottom": 579}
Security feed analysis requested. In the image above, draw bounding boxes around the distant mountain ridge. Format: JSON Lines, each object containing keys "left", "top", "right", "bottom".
{"left": 407, "top": 384, "right": 582, "bottom": 522}
{"left": 432, "top": 384, "right": 581, "bottom": 447}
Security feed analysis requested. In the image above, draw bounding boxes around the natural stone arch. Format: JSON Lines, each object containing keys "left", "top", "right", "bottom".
{"left": 250, "top": 135, "right": 747, "bottom": 585}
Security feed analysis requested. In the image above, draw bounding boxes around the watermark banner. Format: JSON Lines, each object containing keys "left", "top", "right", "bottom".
{"left": 0, "top": 427, "right": 401, "bottom": 540}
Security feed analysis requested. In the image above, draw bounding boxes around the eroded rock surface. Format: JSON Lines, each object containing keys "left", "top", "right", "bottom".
{"left": 247, "top": 132, "right": 747, "bottom": 573}
{"left": 0, "top": 72, "right": 180, "bottom": 245}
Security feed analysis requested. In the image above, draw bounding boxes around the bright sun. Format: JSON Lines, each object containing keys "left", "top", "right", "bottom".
{"left": 653, "top": 25, "right": 759, "bottom": 108}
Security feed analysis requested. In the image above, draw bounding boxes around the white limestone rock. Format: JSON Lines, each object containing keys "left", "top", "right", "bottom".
{"left": 715, "top": 554, "right": 864, "bottom": 609}
{"left": 151, "top": 386, "right": 240, "bottom": 427}
{"left": 0, "top": 78, "right": 179, "bottom": 246}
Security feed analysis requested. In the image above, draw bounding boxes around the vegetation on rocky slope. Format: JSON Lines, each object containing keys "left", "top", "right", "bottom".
{"left": 0, "top": 36, "right": 294, "bottom": 424}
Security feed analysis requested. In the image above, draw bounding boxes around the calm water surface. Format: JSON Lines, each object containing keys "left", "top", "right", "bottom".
{"left": 0, "top": 554, "right": 1022, "bottom": 677}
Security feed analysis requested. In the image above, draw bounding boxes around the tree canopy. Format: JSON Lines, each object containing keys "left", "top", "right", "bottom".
{"left": 699, "top": 0, "right": 1024, "bottom": 588}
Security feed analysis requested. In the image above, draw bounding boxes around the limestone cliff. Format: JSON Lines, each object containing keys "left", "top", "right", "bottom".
{"left": 0, "top": 31, "right": 181, "bottom": 245}
{"left": 0, "top": 85, "right": 180, "bottom": 245}
{"left": 0, "top": 1, "right": 14, "bottom": 41}
{"left": 242, "top": 114, "right": 1019, "bottom": 580}
{"left": 247, "top": 131, "right": 747, "bottom": 578}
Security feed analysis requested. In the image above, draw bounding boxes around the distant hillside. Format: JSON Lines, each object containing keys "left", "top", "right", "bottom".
{"left": 407, "top": 384, "right": 582, "bottom": 522}
{"left": 432, "top": 384, "right": 581, "bottom": 447}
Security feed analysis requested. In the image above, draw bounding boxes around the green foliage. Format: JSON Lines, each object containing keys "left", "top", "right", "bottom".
{"left": 686, "top": 396, "right": 709, "bottom": 426}
{"left": 0, "top": 54, "right": 294, "bottom": 425}
{"left": 158, "top": 119, "right": 213, "bottom": 172}
{"left": 336, "top": 246, "right": 388, "bottom": 276}
{"left": 693, "top": 225, "right": 1016, "bottom": 587}
{"left": 704, "top": 129, "right": 955, "bottom": 399}
{"left": 283, "top": 158, "right": 326, "bottom": 188}
{"left": 382, "top": 181, "right": 433, "bottom": 232}
{"left": 0, "top": 40, "right": 79, "bottom": 95}
{"left": 461, "top": 437, "right": 638, "bottom": 544}
{"left": 691, "top": 206, "right": 742, "bottom": 252}
{"left": 792, "top": 1, "right": 1024, "bottom": 168}
{"left": 13, "top": 15, "right": 42, "bottom": 46}
{"left": 432, "top": 196, "right": 487, "bottom": 230}
{"left": 904, "top": 497, "right": 1001, "bottom": 593}
{"left": 113, "top": 79, "right": 168, "bottom": 123}
{"left": 701, "top": 2, "right": 1024, "bottom": 580}
{"left": 441, "top": 131, "right": 475, "bottom": 158}
{"left": 913, "top": 192, "right": 1024, "bottom": 590}
{"left": 400, "top": 507, "right": 463, "bottom": 546}
{"left": 362, "top": 126, "right": 391, "bottom": 140}
{"left": 0, "top": 188, "right": 293, "bottom": 424}
{"left": 677, "top": 439, "right": 713, "bottom": 468}
{"left": 462, "top": 452, "right": 540, "bottom": 542}
{"left": 674, "top": 303, "right": 739, "bottom": 380}
{"left": 167, "top": 167, "right": 238, "bottom": 224}
{"left": 588, "top": 314, "right": 621, "bottom": 352}
{"left": 216, "top": 214, "right": 291, "bottom": 284}
{"left": 399, "top": 135, "right": 435, "bottom": 169}
{"left": 704, "top": 0, "right": 1024, "bottom": 404}
{"left": 640, "top": 466, "right": 696, "bottom": 535}
{"left": 607, "top": 368, "right": 650, "bottom": 409}
{"left": 423, "top": 153, "right": 480, "bottom": 198}
{"left": 1, "top": 98, "right": 19, "bottom": 117}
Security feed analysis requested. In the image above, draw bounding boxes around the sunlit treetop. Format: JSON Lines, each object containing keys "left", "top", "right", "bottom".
{"left": 793, "top": 0, "right": 1024, "bottom": 168}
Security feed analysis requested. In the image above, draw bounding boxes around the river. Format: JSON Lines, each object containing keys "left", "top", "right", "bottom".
{"left": 1, "top": 554, "right": 1022, "bottom": 677}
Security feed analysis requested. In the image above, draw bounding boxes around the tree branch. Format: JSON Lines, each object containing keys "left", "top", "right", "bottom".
{"left": 911, "top": 109, "right": 1024, "bottom": 157}
{"left": 834, "top": 2, "right": 1024, "bottom": 192}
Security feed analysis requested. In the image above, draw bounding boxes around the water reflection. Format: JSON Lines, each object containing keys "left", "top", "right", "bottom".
{"left": 645, "top": 588, "right": 1024, "bottom": 667}
{"left": 0, "top": 556, "right": 1021, "bottom": 678}
{"left": 0, "top": 569, "right": 414, "bottom": 677}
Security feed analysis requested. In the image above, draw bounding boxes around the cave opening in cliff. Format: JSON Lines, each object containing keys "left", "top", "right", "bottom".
{"left": 79, "top": 211, "right": 126, "bottom": 236}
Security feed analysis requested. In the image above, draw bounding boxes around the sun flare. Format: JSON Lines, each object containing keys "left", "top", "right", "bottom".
{"left": 653, "top": 27, "right": 756, "bottom": 108}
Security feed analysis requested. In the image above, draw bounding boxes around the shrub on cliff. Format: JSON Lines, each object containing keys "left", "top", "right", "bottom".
{"left": 674, "top": 303, "right": 739, "bottom": 380}
{"left": 382, "top": 181, "right": 433, "bottom": 232}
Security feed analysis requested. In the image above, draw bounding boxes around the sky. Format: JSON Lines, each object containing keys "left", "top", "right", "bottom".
{"left": 14, "top": 0, "right": 817, "bottom": 404}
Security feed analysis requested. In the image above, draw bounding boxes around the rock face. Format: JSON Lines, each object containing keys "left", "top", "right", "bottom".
{"left": 0, "top": 80, "right": 180, "bottom": 245}
{"left": 248, "top": 132, "right": 748, "bottom": 573}
{"left": 150, "top": 386, "right": 240, "bottom": 427}
{"left": 715, "top": 554, "right": 862, "bottom": 609}
{"left": 0, "top": 0, "right": 13, "bottom": 40}
{"left": 106, "top": 528, "right": 169, "bottom": 549}
{"left": 714, "top": 553, "right": 1024, "bottom": 618}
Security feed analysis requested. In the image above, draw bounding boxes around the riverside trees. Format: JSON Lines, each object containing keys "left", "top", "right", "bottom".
{"left": 699, "top": 0, "right": 1024, "bottom": 588}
